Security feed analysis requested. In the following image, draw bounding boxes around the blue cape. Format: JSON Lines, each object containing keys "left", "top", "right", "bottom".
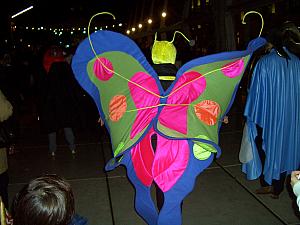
{"left": 242, "top": 48, "right": 300, "bottom": 184}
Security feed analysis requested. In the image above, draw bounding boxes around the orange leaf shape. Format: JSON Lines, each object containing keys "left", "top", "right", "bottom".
{"left": 194, "top": 100, "right": 221, "bottom": 126}
{"left": 109, "top": 95, "right": 127, "bottom": 122}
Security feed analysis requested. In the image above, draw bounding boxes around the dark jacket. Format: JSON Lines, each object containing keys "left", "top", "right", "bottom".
{"left": 39, "top": 61, "right": 80, "bottom": 133}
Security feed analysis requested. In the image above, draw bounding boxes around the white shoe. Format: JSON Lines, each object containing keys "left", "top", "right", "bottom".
{"left": 71, "top": 150, "right": 76, "bottom": 154}
{"left": 51, "top": 152, "right": 55, "bottom": 157}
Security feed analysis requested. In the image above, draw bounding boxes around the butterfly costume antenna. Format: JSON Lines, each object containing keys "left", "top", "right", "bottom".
{"left": 242, "top": 11, "right": 264, "bottom": 37}
{"left": 88, "top": 12, "right": 116, "bottom": 59}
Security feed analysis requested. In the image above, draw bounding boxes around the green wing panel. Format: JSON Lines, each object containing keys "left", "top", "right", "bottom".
{"left": 156, "top": 55, "right": 251, "bottom": 153}
{"left": 85, "top": 51, "right": 159, "bottom": 156}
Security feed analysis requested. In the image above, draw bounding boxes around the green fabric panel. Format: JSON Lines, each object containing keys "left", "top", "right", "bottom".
{"left": 156, "top": 55, "right": 250, "bottom": 148}
{"left": 86, "top": 51, "right": 151, "bottom": 156}
{"left": 193, "top": 135, "right": 216, "bottom": 160}
{"left": 194, "top": 134, "right": 217, "bottom": 152}
{"left": 85, "top": 51, "right": 250, "bottom": 156}
{"left": 193, "top": 144, "right": 212, "bottom": 160}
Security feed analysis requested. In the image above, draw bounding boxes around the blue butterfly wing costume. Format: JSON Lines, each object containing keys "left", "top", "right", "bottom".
{"left": 72, "top": 30, "right": 266, "bottom": 225}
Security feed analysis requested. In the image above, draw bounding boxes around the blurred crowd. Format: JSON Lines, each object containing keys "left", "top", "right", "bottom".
{"left": 0, "top": 43, "right": 100, "bottom": 154}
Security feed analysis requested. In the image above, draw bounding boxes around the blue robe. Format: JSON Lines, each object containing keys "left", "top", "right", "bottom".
{"left": 242, "top": 48, "right": 300, "bottom": 184}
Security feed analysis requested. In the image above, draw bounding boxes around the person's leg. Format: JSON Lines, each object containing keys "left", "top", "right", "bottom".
{"left": 0, "top": 170, "right": 9, "bottom": 209}
{"left": 6, "top": 108, "right": 20, "bottom": 154}
{"left": 255, "top": 125, "right": 273, "bottom": 194}
{"left": 256, "top": 146, "right": 269, "bottom": 187}
{"left": 272, "top": 172, "right": 287, "bottom": 198}
{"left": 122, "top": 152, "right": 158, "bottom": 225}
{"left": 64, "top": 128, "right": 76, "bottom": 154}
{"left": 48, "top": 132, "right": 56, "bottom": 156}
{"left": 157, "top": 153, "right": 214, "bottom": 225}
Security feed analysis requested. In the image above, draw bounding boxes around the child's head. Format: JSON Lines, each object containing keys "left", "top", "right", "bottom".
{"left": 12, "top": 174, "right": 75, "bottom": 225}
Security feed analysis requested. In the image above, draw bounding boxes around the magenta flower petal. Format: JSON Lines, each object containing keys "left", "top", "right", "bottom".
{"left": 129, "top": 72, "right": 160, "bottom": 139}
{"left": 152, "top": 136, "right": 189, "bottom": 192}
{"left": 221, "top": 58, "right": 244, "bottom": 78}
{"left": 93, "top": 57, "right": 114, "bottom": 81}
{"left": 159, "top": 71, "right": 206, "bottom": 134}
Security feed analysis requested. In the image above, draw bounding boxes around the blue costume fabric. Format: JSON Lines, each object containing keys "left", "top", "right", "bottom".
{"left": 69, "top": 214, "right": 88, "bottom": 225}
{"left": 71, "top": 30, "right": 266, "bottom": 225}
{"left": 242, "top": 48, "right": 300, "bottom": 184}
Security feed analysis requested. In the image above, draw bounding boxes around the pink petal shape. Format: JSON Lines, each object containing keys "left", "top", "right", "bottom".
{"left": 159, "top": 71, "right": 206, "bottom": 134}
{"left": 93, "top": 57, "right": 114, "bottom": 81}
{"left": 221, "top": 58, "right": 244, "bottom": 78}
{"left": 128, "top": 72, "right": 160, "bottom": 139}
{"left": 161, "top": 105, "right": 188, "bottom": 134}
{"left": 152, "top": 135, "right": 189, "bottom": 192}
{"left": 194, "top": 100, "right": 221, "bottom": 126}
{"left": 131, "top": 130, "right": 155, "bottom": 187}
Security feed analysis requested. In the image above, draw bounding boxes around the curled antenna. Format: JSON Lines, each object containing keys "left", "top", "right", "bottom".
{"left": 87, "top": 12, "right": 163, "bottom": 98}
{"left": 171, "top": 31, "right": 191, "bottom": 43}
{"left": 242, "top": 11, "right": 264, "bottom": 37}
{"left": 88, "top": 12, "right": 116, "bottom": 58}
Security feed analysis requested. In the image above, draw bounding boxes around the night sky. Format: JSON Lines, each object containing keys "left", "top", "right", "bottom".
{"left": 3, "top": 0, "right": 136, "bottom": 27}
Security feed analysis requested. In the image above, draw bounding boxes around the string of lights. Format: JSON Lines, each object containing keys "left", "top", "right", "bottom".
{"left": 10, "top": 10, "right": 169, "bottom": 37}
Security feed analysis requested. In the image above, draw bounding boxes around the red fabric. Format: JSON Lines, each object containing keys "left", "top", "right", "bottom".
{"left": 131, "top": 130, "right": 155, "bottom": 187}
{"left": 43, "top": 46, "right": 65, "bottom": 73}
{"left": 130, "top": 129, "right": 190, "bottom": 192}
{"left": 194, "top": 100, "right": 220, "bottom": 125}
{"left": 109, "top": 95, "right": 127, "bottom": 122}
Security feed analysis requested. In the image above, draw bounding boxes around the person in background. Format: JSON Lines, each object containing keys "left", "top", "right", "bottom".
{"left": 0, "top": 89, "right": 13, "bottom": 209}
{"left": 0, "top": 53, "right": 22, "bottom": 155}
{"left": 11, "top": 174, "right": 87, "bottom": 225}
{"left": 241, "top": 21, "right": 300, "bottom": 199}
{"left": 291, "top": 171, "right": 300, "bottom": 211}
{"left": 38, "top": 46, "right": 79, "bottom": 158}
